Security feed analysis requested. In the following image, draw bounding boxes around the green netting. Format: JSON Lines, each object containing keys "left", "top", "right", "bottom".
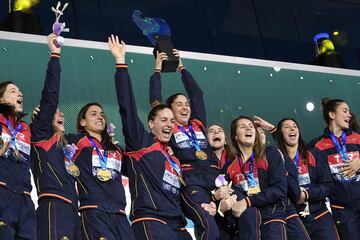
{"left": 0, "top": 38, "right": 359, "bottom": 147}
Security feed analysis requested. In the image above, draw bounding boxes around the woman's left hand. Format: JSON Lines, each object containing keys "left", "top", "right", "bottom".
{"left": 341, "top": 159, "right": 360, "bottom": 178}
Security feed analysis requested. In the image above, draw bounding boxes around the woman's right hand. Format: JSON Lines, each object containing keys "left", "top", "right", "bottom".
{"left": 155, "top": 51, "right": 168, "bottom": 70}
{"left": 108, "top": 34, "right": 126, "bottom": 64}
{"left": 213, "top": 186, "right": 234, "bottom": 201}
{"left": 47, "top": 33, "right": 60, "bottom": 54}
{"left": 253, "top": 115, "right": 275, "bottom": 131}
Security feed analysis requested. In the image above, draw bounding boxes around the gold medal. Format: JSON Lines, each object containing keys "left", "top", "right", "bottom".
{"left": 247, "top": 186, "right": 261, "bottom": 196}
{"left": 67, "top": 163, "right": 80, "bottom": 177}
{"left": 97, "top": 169, "right": 112, "bottom": 182}
{"left": 195, "top": 150, "right": 208, "bottom": 160}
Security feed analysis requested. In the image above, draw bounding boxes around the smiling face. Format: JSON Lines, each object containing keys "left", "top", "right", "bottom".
{"left": 52, "top": 108, "right": 65, "bottom": 132}
{"left": 0, "top": 83, "right": 23, "bottom": 113}
{"left": 235, "top": 118, "right": 256, "bottom": 147}
{"left": 329, "top": 102, "right": 352, "bottom": 130}
{"left": 80, "top": 105, "right": 106, "bottom": 136}
{"left": 148, "top": 108, "right": 175, "bottom": 143}
{"left": 281, "top": 119, "right": 299, "bottom": 147}
{"left": 170, "top": 94, "right": 191, "bottom": 126}
{"left": 207, "top": 124, "right": 226, "bottom": 150}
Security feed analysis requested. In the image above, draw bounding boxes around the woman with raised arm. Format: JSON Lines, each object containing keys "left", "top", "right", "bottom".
{"left": 149, "top": 51, "right": 227, "bottom": 239}
{"left": 31, "top": 33, "right": 81, "bottom": 240}
{"left": 311, "top": 98, "right": 360, "bottom": 239}
{"left": 0, "top": 63, "right": 34, "bottom": 239}
{"left": 109, "top": 35, "right": 192, "bottom": 240}
{"left": 225, "top": 116, "right": 287, "bottom": 240}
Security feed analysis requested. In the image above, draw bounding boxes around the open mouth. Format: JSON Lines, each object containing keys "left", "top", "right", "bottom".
{"left": 288, "top": 132, "right": 297, "bottom": 140}
{"left": 162, "top": 128, "right": 171, "bottom": 137}
{"left": 212, "top": 136, "right": 221, "bottom": 142}
{"left": 57, "top": 119, "right": 64, "bottom": 125}
{"left": 245, "top": 132, "right": 253, "bottom": 138}
{"left": 180, "top": 111, "right": 188, "bottom": 117}
{"left": 16, "top": 99, "right": 23, "bottom": 105}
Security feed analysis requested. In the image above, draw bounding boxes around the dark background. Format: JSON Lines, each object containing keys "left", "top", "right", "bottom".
{"left": 1, "top": 0, "right": 360, "bottom": 69}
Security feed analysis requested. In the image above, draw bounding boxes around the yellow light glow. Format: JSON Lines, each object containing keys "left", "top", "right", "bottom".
{"left": 333, "top": 31, "right": 339, "bottom": 36}
{"left": 319, "top": 39, "right": 335, "bottom": 54}
{"left": 14, "top": 0, "right": 40, "bottom": 11}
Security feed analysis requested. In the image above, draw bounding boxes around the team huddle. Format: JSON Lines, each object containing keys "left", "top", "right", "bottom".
{"left": 0, "top": 33, "right": 359, "bottom": 240}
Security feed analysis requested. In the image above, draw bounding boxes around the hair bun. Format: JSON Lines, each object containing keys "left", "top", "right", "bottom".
{"left": 321, "top": 97, "right": 331, "bottom": 107}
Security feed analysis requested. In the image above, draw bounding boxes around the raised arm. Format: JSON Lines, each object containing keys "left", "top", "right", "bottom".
{"left": 176, "top": 50, "right": 206, "bottom": 125}
{"left": 149, "top": 51, "right": 168, "bottom": 107}
{"left": 31, "top": 34, "right": 61, "bottom": 141}
{"left": 108, "top": 35, "right": 151, "bottom": 151}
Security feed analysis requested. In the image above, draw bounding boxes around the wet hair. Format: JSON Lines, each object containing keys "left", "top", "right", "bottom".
{"left": 230, "top": 115, "right": 265, "bottom": 160}
{"left": 0, "top": 81, "right": 14, "bottom": 99}
{"left": 148, "top": 104, "right": 172, "bottom": 122}
{"left": 321, "top": 97, "right": 346, "bottom": 125}
{"left": 165, "top": 93, "right": 188, "bottom": 108}
{"left": 76, "top": 102, "right": 117, "bottom": 151}
{"left": 206, "top": 123, "right": 235, "bottom": 161}
{"left": 273, "top": 118, "right": 308, "bottom": 165}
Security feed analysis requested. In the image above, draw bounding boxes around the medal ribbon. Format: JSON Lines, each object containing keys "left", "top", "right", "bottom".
{"left": 294, "top": 151, "right": 300, "bottom": 170}
{"left": 63, "top": 145, "right": 75, "bottom": 164}
{"left": 178, "top": 125, "right": 201, "bottom": 151}
{"left": 5, "top": 117, "right": 22, "bottom": 154}
{"left": 162, "top": 149, "right": 182, "bottom": 179}
{"left": 237, "top": 153, "right": 256, "bottom": 188}
{"left": 329, "top": 131, "right": 348, "bottom": 161}
{"left": 88, "top": 137, "right": 108, "bottom": 170}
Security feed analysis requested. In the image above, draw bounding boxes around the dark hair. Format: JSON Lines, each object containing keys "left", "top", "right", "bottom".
{"left": 0, "top": 81, "right": 19, "bottom": 116}
{"left": 148, "top": 104, "right": 172, "bottom": 122}
{"left": 76, "top": 102, "right": 117, "bottom": 151}
{"left": 273, "top": 118, "right": 308, "bottom": 165}
{"left": 206, "top": 123, "right": 235, "bottom": 161}
{"left": 230, "top": 115, "right": 265, "bottom": 160}
{"left": 321, "top": 97, "right": 346, "bottom": 125}
{"left": 0, "top": 81, "right": 14, "bottom": 99}
{"left": 166, "top": 93, "right": 188, "bottom": 108}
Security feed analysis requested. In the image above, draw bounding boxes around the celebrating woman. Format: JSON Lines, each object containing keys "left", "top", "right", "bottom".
{"left": 109, "top": 35, "right": 191, "bottom": 240}
{"left": 31, "top": 33, "right": 81, "bottom": 240}
{"left": 149, "top": 51, "right": 223, "bottom": 239}
{"left": 227, "top": 116, "right": 287, "bottom": 240}
{"left": 312, "top": 98, "right": 360, "bottom": 239}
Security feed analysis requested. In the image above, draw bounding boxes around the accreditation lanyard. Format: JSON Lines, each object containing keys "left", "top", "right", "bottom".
{"left": 178, "top": 125, "right": 201, "bottom": 151}
{"left": 329, "top": 131, "right": 348, "bottom": 161}
{"left": 238, "top": 153, "right": 256, "bottom": 188}
{"left": 88, "top": 137, "right": 108, "bottom": 169}
{"left": 5, "top": 117, "right": 22, "bottom": 151}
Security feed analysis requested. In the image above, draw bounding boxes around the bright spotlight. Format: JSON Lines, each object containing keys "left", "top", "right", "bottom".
{"left": 306, "top": 102, "right": 315, "bottom": 112}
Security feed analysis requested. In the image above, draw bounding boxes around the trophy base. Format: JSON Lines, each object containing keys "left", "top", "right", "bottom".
{"left": 153, "top": 35, "right": 179, "bottom": 72}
